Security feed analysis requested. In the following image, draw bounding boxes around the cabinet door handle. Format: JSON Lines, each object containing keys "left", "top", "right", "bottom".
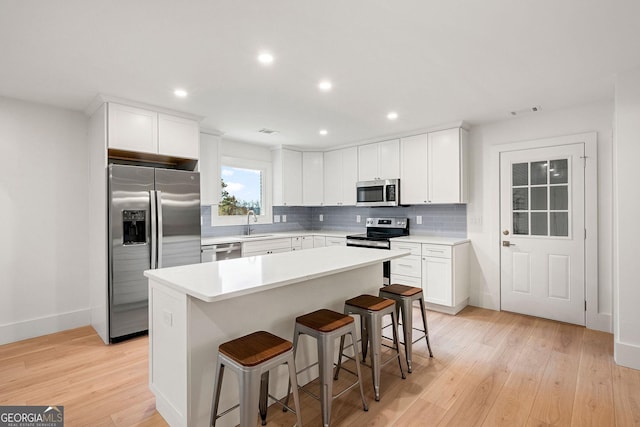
{"left": 398, "top": 264, "right": 412, "bottom": 268}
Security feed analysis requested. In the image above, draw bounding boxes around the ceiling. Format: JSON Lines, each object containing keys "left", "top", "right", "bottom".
{"left": 1, "top": 1, "right": 639, "bottom": 148}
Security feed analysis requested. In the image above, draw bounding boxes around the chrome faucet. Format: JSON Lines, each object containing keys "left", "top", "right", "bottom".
{"left": 246, "top": 210, "right": 257, "bottom": 235}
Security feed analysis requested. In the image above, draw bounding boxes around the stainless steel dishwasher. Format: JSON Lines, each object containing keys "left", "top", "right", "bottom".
{"left": 201, "top": 242, "right": 242, "bottom": 262}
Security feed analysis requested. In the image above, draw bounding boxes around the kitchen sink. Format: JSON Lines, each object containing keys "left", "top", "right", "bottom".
{"left": 243, "top": 234, "right": 273, "bottom": 238}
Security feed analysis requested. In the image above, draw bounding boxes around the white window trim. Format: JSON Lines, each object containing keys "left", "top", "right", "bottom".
{"left": 212, "top": 156, "right": 273, "bottom": 226}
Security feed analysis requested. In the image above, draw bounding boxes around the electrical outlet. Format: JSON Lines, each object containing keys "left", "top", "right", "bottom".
{"left": 319, "top": 214, "right": 324, "bottom": 222}
{"left": 356, "top": 215, "right": 361, "bottom": 223}
{"left": 274, "top": 215, "right": 280, "bottom": 223}
{"left": 416, "top": 215, "right": 423, "bottom": 225}
{"left": 282, "top": 215, "right": 287, "bottom": 223}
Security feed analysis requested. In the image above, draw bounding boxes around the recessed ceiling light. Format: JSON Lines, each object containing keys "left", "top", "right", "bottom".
{"left": 257, "top": 52, "right": 274, "bottom": 65}
{"left": 319, "top": 129, "right": 328, "bottom": 136}
{"left": 174, "top": 89, "right": 188, "bottom": 98}
{"left": 318, "top": 80, "right": 332, "bottom": 91}
{"left": 387, "top": 111, "right": 398, "bottom": 120}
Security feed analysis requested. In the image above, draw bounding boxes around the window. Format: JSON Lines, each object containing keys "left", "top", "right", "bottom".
{"left": 213, "top": 156, "right": 272, "bottom": 225}
{"left": 511, "top": 158, "right": 570, "bottom": 237}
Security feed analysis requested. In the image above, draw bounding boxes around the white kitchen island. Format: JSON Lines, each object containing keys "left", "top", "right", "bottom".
{"left": 144, "top": 246, "right": 410, "bottom": 427}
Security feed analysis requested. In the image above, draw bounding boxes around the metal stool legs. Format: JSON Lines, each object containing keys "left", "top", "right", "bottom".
{"left": 286, "top": 318, "right": 368, "bottom": 427}
{"left": 211, "top": 343, "right": 302, "bottom": 427}
{"left": 336, "top": 301, "right": 405, "bottom": 401}
{"left": 380, "top": 285, "right": 434, "bottom": 373}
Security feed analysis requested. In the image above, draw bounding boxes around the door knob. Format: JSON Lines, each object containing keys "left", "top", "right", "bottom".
{"left": 503, "top": 229, "right": 510, "bottom": 235}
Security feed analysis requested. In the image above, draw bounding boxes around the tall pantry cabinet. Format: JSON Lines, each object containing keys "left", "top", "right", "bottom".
{"left": 87, "top": 97, "right": 201, "bottom": 344}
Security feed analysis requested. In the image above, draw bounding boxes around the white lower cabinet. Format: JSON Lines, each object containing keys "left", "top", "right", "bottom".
{"left": 422, "top": 256, "right": 452, "bottom": 306}
{"left": 292, "top": 235, "right": 314, "bottom": 251}
{"left": 301, "top": 236, "right": 314, "bottom": 249}
{"left": 391, "top": 240, "right": 469, "bottom": 314}
{"left": 390, "top": 242, "right": 422, "bottom": 288}
{"left": 242, "top": 238, "right": 292, "bottom": 257}
{"left": 325, "top": 237, "right": 346, "bottom": 247}
{"left": 313, "top": 236, "right": 326, "bottom": 248}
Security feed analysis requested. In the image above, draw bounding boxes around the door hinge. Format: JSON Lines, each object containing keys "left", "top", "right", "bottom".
{"left": 580, "top": 155, "right": 588, "bottom": 168}
{"left": 585, "top": 300, "right": 587, "bottom": 311}
{"left": 584, "top": 228, "right": 587, "bottom": 239}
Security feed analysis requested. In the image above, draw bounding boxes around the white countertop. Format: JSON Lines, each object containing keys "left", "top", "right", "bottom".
{"left": 201, "top": 230, "right": 355, "bottom": 246}
{"left": 390, "top": 235, "right": 470, "bottom": 245}
{"left": 144, "top": 246, "right": 410, "bottom": 303}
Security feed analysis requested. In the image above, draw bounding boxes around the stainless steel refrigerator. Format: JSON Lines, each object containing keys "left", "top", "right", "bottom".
{"left": 108, "top": 164, "right": 201, "bottom": 342}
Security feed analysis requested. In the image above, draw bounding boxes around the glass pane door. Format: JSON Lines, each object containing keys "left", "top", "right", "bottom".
{"left": 511, "top": 158, "right": 570, "bottom": 238}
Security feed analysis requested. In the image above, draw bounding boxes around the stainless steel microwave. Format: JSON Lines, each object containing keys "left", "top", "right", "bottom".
{"left": 356, "top": 179, "right": 400, "bottom": 207}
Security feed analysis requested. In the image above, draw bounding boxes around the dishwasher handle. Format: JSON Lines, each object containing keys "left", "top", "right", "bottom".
{"left": 201, "top": 242, "right": 242, "bottom": 262}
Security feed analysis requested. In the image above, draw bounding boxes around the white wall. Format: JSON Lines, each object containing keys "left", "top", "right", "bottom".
{"left": 0, "top": 96, "right": 90, "bottom": 344}
{"left": 466, "top": 101, "right": 614, "bottom": 332}
{"left": 613, "top": 67, "right": 640, "bottom": 369}
{"left": 220, "top": 138, "right": 272, "bottom": 162}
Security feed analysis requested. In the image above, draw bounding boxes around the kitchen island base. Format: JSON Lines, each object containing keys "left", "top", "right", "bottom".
{"left": 149, "top": 264, "right": 383, "bottom": 427}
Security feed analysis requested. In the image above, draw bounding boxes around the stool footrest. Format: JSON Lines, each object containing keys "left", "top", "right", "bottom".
{"left": 215, "top": 403, "right": 239, "bottom": 420}
{"left": 267, "top": 393, "right": 299, "bottom": 415}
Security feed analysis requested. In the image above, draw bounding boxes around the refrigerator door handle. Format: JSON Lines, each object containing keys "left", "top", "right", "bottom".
{"left": 150, "top": 190, "right": 157, "bottom": 269}
{"left": 157, "top": 190, "right": 163, "bottom": 269}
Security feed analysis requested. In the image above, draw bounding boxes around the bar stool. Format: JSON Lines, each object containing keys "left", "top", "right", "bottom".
{"left": 379, "top": 284, "right": 433, "bottom": 373}
{"left": 210, "top": 330, "right": 303, "bottom": 427}
{"left": 336, "top": 294, "right": 405, "bottom": 401}
{"left": 285, "top": 309, "right": 368, "bottom": 427}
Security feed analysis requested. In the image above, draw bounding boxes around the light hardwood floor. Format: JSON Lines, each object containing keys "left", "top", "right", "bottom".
{"left": 1, "top": 307, "right": 639, "bottom": 426}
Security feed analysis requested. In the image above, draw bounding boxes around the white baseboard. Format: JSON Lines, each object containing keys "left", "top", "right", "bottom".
{"left": 0, "top": 308, "right": 91, "bottom": 345}
{"left": 587, "top": 312, "right": 612, "bottom": 333}
{"left": 615, "top": 340, "right": 640, "bottom": 370}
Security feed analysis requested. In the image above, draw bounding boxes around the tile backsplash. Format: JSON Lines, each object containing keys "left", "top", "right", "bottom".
{"left": 201, "top": 204, "right": 466, "bottom": 238}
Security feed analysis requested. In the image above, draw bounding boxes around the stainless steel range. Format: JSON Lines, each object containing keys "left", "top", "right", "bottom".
{"left": 346, "top": 217, "right": 409, "bottom": 285}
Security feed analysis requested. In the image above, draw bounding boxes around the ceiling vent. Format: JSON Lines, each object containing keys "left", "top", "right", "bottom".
{"left": 510, "top": 106, "right": 541, "bottom": 116}
{"left": 258, "top": 128, "right": 279, "bottom": 135}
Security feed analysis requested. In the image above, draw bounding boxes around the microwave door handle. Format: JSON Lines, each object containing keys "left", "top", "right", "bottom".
{"left": 156, "top": 191, "right": 163, "bottom": 269}
{"left": 149, "top": 190, "right": 157, "bottom": 269}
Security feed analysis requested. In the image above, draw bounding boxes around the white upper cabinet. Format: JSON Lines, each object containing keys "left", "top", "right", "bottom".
{"left": 357, "top": 139, "right": 400, "bottom": 181}
{"left": 324, "top": 147, "right": 358, "bottom": 206}
{"left": 272, "top": 148, "right": 303, "bottom": 206}
{"left": 400, "top": 134, "right": 429, "bottom": 204}
{"left": 199, "top": 133, "right": 220, "bottom": 206}
{"left": 107, "top": 102, "right": 199, "bottom": 160}
{"left": 108, "top": 103, "right": 157, "bottom": 154}
{"left": 400, "top": 128, "right": 468, "bottom": 204}
{"left": 158, "top": 114, "right": 199, "bottom": 159}
{"left": 428, "top": 128, "right": 467, "bottom": 203}
{"left": 302, "top": 152, "right": 324, "bottom": 206}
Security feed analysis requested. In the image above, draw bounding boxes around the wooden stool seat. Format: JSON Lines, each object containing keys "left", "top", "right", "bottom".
{"left": 345, "top": 294, "right": 395, "bottom": 311}
{"left": 219, "top": 331, "right": 293, "bottom": 367}
{"left": 295, "top": 308, "right": 354, "bottom": 332}
{"left": 380, "top": 284, "right": 422, "bottom": 297}
{"left": 212, "top": 330, "right": 302, "bottom": 427}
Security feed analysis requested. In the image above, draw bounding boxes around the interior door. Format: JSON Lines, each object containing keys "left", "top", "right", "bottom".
{"left": 500, "top": 143, "right": 585, "bottom": 325}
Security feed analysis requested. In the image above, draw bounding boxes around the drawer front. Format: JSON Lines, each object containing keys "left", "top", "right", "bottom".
{"left": 390, "top": 241, "right": 421, "bottom": 256}
{"left": 313, "top": 236, "right": 326, "bottom": 247}
{"left": 325, "top": 237, "right": 346, "bottom": 246}
{"left": 390, "top": 256, "right": 421, "bottom": 277}
{"left": 390, "top": 274, "right": 422, "bottom": 287}
{"left": 242, "top": 238, "right": 292, "bottom": 253}
{"left": 422, "top": 244, "right": 452, "bottom": 259}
